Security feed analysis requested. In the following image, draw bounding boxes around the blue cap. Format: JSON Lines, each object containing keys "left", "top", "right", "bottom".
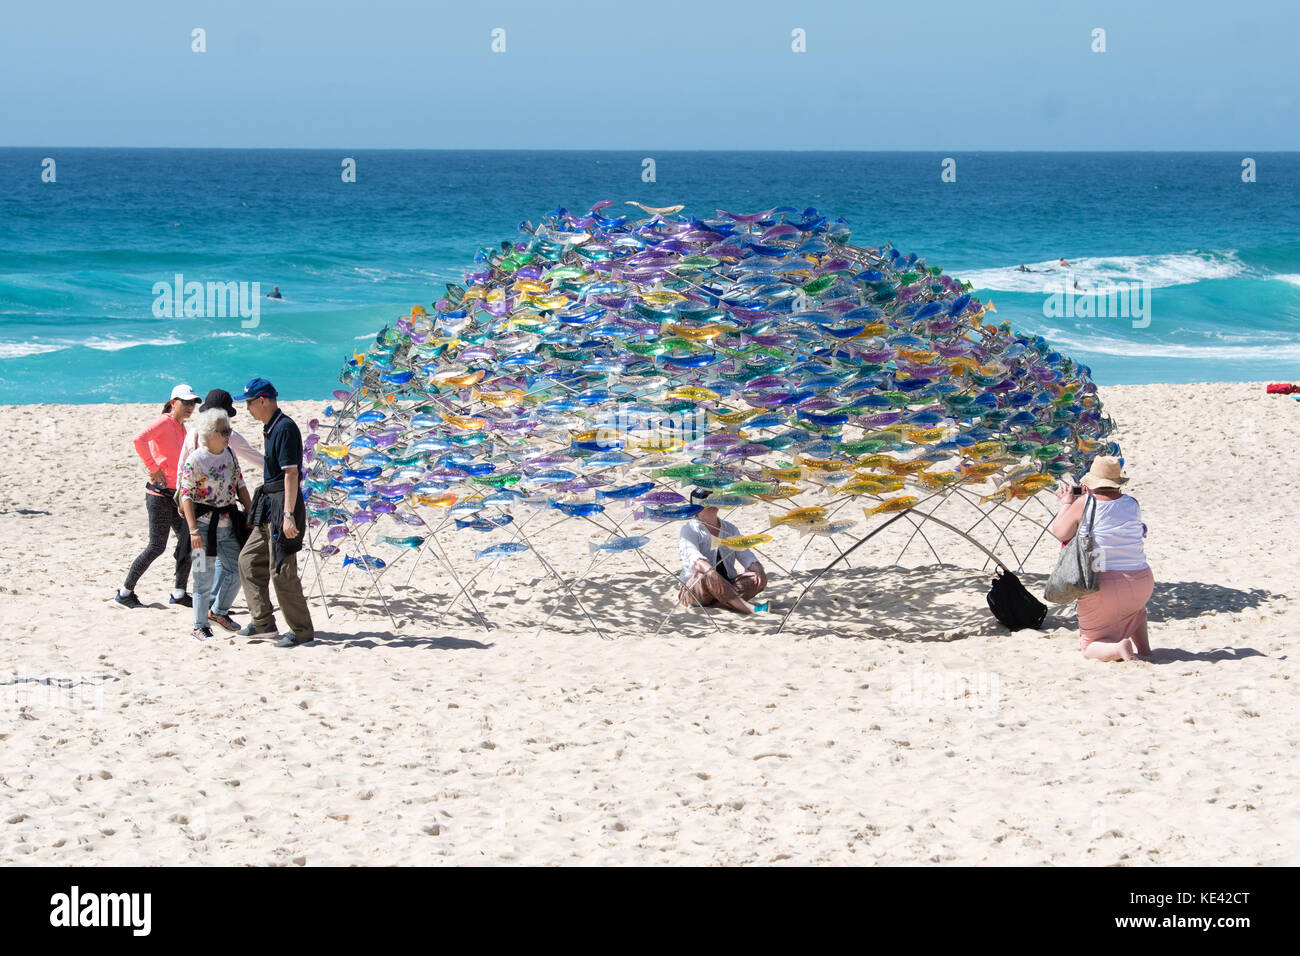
{"left": 241, "top": 377, "right": 278, "bottom": 401}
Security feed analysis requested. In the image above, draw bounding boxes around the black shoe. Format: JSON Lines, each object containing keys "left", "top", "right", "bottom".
{"left": 237, "top": 620, "right": 278, "bottom": 637}
{"left": 169, "top": 593, "right": 194, "bottom": 608}
{"left": 274, "top": 633, "right": 313, "bottom": 648}
{"left": 113, "top": 591, "right": 144, "bottom": 609}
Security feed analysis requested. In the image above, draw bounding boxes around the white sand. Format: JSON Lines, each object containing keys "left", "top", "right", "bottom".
{"left": 0, "top": 382, "right": 1296, "bottom": 865}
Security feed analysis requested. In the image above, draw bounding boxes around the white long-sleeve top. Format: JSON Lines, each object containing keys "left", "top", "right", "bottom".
{"left": 678, "top": 517, "right": 758, "bottom": 583}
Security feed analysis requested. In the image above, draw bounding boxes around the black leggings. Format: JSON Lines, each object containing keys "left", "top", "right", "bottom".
{"left": 124, "top": 490, "right": 192, "bottom": 592}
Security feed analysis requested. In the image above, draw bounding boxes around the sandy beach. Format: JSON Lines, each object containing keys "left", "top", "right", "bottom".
{"left": 0, "top": 381, "right": 1296, "bottom": 865}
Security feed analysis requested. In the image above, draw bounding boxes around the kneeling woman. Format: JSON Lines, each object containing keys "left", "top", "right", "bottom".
{"left": 179, "top": 409, "right": 252, "bottom": 641}
{"left": 1051, "top": 456, "right": 1153, "bottom": 661}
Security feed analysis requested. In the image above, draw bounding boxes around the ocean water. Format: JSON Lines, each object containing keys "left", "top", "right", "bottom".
{"left": 1, "top": 149, "right": 1298, "bottom": 403}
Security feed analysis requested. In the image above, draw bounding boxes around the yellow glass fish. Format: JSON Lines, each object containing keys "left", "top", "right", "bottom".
{"left": 761, "top": 465, "right": 802, "bottom": 482}
{"left": 866, "top": 496, "right": 919, "bottom": 517}
{"left": 410, "top": 305, "right": 427, "bottom": 319}
{"left": 840, "top": 480, "right": 888, "bottom": 495}
{"left": 917, "top": 471, "right": 961, "bottom": 489}
{"left": 757, "top": 485, "right": 803, "bottom": 501}
{"left": 512, "top": 279, "right": 550, "bottom": 294}
{"left": 899, "top": 349, "right": 940, "bottom": 364}
{"left": 800, "top": 456, "right": 851, "bottom": 472}
{"left": 972, "top": 440, "right": 1006, "bottom": 459}
{"left": 769, "top": 506, "right": 829, "bottom": 528}
{"left": 641, "top": 290, "right": 687, "bottom": 306}
{"left": 961, "top": 462, "right": 1004, "bottom": 480}
{"left": 885, "top": 460, "right": 933, "bottom": 475}
{"left": 856, "top": 455, "right": 898, "bottom": 471}
{"left": 1013, "top": 474, "right": 1056, "bottom": 494}
{"left": 629, "top": 436, "right": 685, "bottom": 453}
{"left": 710, "top": 533, "right": 773, "bottom": 550}
{"left": 854, "top": 323, "right": 889, "bottom": 338}
{"left": 443, "top": 414, "right": 488, "bottom": 431}
{"left": 668, "top": 386, "right": 720, "bottom": 402}
{"left": 507, "top": 311, "right": 547, "bottom": 330}
{"left": 315, "top": 443, "right": 350, "bottom": 459}
{"left": 433, "top": 369, "right": 486, "bottom": 388}
{"left": 905, "top": 427, "right": 946, "bottom": 444}
{"left": 666, "top": 324, "right": 728, "bottom": 342}
{"left": 415, "top": 492, "right": 458, "bottom": 508}
{"left": 980, "top": 488, "right": 1016, "bottom": 505}
{"left": 473, "top": 388, "right": 524, "bottom": 408}
{"left": 712, "top": 408, "right": 761, "bottom": 425}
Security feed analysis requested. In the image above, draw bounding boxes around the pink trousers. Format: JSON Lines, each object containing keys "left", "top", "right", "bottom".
{"left": 1075, "top": 567, "right": 1154, "bottom": 649}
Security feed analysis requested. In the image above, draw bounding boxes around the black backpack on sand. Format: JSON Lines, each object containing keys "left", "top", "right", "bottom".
{"left": 986, "top": 569, "right": 1048, "bottom": 630}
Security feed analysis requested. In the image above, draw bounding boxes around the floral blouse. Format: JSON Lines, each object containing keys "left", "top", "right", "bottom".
{"left": 179, "top": 445, "right": 246, "bottom": 511}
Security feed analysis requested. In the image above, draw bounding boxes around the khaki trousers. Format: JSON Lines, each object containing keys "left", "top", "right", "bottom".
{"left": 238, "top": 522, "right": 314, "bottom": 639}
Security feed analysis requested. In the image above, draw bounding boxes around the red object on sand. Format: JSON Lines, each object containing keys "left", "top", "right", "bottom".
{"left": 1265, "top": 383, "right": 1299, "bottom": 395}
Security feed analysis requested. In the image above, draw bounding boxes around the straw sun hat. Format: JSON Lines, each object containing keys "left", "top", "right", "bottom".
{"left": 1081, "top": 455, "right": 1129, "bottom": 491}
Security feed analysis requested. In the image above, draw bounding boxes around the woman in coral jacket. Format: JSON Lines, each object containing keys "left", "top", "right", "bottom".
{"left": 113, "top": 384, "right": 202, "bottom": 609}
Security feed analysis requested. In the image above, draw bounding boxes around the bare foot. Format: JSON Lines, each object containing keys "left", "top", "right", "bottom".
{"left": 1117, "top": 639, "right": 1137, "bottom": 661}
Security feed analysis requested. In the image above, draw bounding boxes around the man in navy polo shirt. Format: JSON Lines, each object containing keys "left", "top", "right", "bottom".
{"left": 236, "top": 378, "right": 315, "bottom": 647}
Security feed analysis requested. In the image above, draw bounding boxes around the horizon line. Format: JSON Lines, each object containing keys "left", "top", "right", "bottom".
{"left": 2, "top": 146, "right": 1294, "bottom": 153}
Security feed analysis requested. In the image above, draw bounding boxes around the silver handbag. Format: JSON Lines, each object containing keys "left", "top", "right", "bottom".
{"left": 1043, "top": 496, "right": 1100, "bottom": 605}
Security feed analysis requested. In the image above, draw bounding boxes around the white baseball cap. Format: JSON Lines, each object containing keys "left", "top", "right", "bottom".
{"left": 170, "top": 383, "right": 200, "bottom": 402}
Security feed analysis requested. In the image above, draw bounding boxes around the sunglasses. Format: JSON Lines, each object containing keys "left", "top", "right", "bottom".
{"left": 216, "top": 428, "right": 232, "bottom": 437}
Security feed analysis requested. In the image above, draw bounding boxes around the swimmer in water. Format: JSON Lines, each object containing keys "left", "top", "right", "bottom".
{"left": 1059, "top": 257, "right": 1071, "bottom": 268}
{"left": 267, "top": 286, "right": 283, "bottom": 300}
{"left": 1017, "top": 264, "right": 1031, "bottom": 273}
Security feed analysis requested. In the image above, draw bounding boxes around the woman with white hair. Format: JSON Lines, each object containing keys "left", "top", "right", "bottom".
{"left": 1051, "top": 456, "right": 1153, "bottom": 661}
{"left": 178, "top": 408, "right": 252, "bottom": 641}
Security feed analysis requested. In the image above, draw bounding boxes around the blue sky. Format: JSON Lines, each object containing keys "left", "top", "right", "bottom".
{"left": 2, "top": 0, "right": 1296, "bottom": 149}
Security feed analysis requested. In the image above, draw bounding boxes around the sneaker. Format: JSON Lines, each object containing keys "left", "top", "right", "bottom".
{"left": 169, "top": 593, "right": 194, "bottom": 608}
{"left": 112, "top": 591, "right": 144, "bottom": 609}
{"left": 208, "top": 611, "right": 240, "bottom": 632}
{"left": 191, "top": 626, "right": 214, "bottom": 641}
{"left": 274, "top": 633, "right": 313, "bottom": 648}
{"left": 237, "top": 620, "right": 278, "bottom": 637}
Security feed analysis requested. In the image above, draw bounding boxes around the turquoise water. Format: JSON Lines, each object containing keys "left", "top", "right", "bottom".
{"left": 2, "top": 149, "right": 1298, "bottom": 402}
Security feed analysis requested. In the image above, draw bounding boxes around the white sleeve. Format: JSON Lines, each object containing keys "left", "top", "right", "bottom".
{"left": 679, "top": 524, "right": 708, "bottom": 572}
{"left": 230, "top": 429, "right": 265, "bottom": 470}
{"left": 176, "top": 429, "right": 196, "bottom": 479}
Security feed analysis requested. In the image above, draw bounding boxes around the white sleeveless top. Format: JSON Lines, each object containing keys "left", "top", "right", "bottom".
{"left": 1082, "top": 495, "right": 1148, "bottom": 572}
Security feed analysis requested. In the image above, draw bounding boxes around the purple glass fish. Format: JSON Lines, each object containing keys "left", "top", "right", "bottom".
{"left": 637, "top": 490, "right": 685, "bottom": 504}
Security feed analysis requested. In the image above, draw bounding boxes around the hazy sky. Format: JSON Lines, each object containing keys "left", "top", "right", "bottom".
{"left": 3, "top": 0, "right": 1296, "bottom": 149}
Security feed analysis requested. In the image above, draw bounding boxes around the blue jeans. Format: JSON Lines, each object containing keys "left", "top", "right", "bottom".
{"left": 192, "top": 518, "right": 243, "bottom": 629}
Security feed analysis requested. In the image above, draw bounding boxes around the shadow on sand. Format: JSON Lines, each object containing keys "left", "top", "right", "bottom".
{"left": 307, "top": 564, "right": 1289, "bottom": 646}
